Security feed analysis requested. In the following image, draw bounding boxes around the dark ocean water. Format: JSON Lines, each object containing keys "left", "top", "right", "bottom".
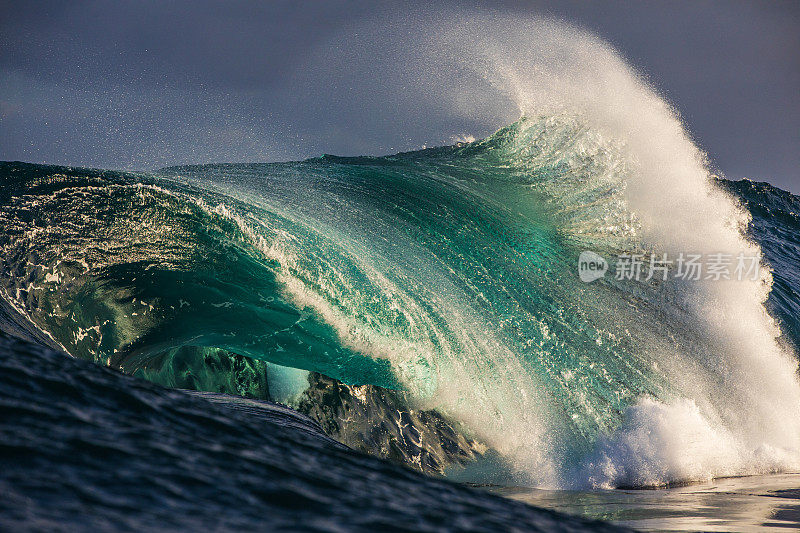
{"left": 719, "top": 178, "right": 800, "bottom": 353}
{"left": 2, "top": 118, "right": 800, "bottom": 531}
{"left": 0, "top": 330, "right": 626, "bottom": 532}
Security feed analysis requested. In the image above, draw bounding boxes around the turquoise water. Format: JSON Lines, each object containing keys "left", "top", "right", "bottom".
{"left": 3, "top": 114, "right": 800, "bottom": 530}
{"left": 2, "top": 117, "right": 799, "bottom": 491}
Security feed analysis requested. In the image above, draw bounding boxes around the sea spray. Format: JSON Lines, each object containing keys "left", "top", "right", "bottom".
{"left": 1, "top": 15, "right": 799, "bottom": 488}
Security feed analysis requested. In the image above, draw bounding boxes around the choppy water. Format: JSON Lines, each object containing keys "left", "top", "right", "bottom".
{"left": 0, "top": 330, "right": 626, "bottom": 532}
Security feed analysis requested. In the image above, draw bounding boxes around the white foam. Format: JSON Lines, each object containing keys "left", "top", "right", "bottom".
{"left": 578, "top": 397, "right": 798, "bottom": 489}
{"left": 210, "top": 12, "right": 800, "bottom": 487}
{"left": 371, "top": 12, "right": 800, "bottom": 487}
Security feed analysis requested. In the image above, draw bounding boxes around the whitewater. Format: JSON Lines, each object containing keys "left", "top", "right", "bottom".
{"left": 1, "top": 14, "right": 799, "bottom": 493}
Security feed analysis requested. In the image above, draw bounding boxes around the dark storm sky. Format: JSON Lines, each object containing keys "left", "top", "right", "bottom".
{"left": 1, "top": 1, "right": 798, "bottom": 191}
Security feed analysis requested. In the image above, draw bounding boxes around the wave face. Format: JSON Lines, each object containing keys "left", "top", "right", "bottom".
{"left": 1, "top": 17, "right": 799, "bottom": 489}
{"left": 2, "top": 126, "right": 799, "bottom": 488}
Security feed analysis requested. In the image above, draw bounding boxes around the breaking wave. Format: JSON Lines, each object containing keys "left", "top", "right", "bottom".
{"left": 2, "top": 15, "right": 799, "bottom": 489}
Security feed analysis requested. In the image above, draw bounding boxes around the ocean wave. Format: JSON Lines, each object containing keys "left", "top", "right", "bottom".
{"left": 1, "top": 17, "right": 799, "bottom": 489}
{"left": 2, "top": 114, "right": 799, "bottom": 489}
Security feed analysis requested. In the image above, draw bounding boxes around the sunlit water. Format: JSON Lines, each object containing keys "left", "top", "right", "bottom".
{"left": 496, "top": 473, "right": 800, "bottom": 532}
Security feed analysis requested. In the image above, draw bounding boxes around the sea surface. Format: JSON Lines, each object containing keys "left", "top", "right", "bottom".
{"left": 2, "top": 117, "right": 800, "bottom": 531}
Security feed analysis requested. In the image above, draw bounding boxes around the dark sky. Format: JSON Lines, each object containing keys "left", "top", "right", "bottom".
{"left": 1, "top": 1, "right": 798, "bottom": 191}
